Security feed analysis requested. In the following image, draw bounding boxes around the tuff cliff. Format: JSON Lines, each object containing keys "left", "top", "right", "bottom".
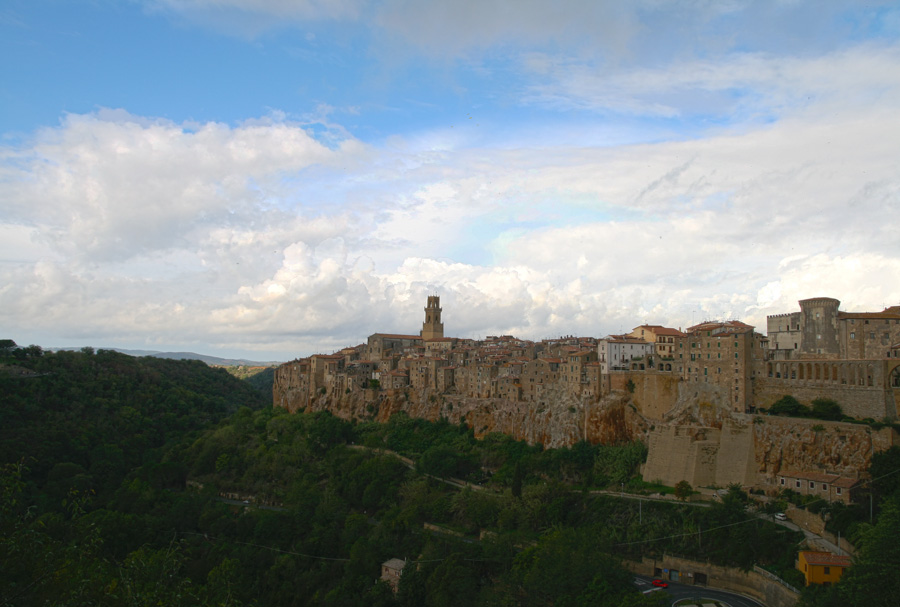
{"left": 274, "top": 370, "right": 648, "bottom": 447}
{"left": 643, "top": 386, "right": 897, "bottom": 488}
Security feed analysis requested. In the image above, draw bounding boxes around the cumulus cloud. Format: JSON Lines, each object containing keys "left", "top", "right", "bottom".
{"left": 1, "top": 110, "right": 363, "bottom": 262}
{"left": 3, "top": 15, "right": 900, "bottom": 359}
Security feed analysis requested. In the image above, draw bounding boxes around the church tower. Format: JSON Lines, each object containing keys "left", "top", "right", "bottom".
{"left": 421, "top": 296, "right": 444, "bottom": 340}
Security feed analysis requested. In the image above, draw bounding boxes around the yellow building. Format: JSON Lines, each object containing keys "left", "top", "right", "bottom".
{"left": 797, "top": 551, "right": 851, "bottom": 586}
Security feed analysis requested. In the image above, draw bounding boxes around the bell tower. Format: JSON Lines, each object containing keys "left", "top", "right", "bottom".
{"left": 421, "top": 296, "right": 444, "bottom": 340}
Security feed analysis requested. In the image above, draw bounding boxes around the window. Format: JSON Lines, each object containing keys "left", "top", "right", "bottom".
{"left": 796, "top": 480, "right": 801, "bottom": 488}
{"left": 824, "top": 567, "right": 830, "bottom": 575}
{"left": 810, "top": 481, "right": 815, "bottom": 489}
{"left": 837, "top": 487, "right": 842, "bottom": 495}
{"left": 780, "top": 478, "right": 785, "bottom": 486}
{"left": 822, "top": 484, "right": 828, "bottom": 491}
{"left": 850, "top": 332, "right": 855, "bottom": 339}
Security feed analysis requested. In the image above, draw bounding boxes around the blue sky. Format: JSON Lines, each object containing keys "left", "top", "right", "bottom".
{"left": 2, "top": 1, "right": 900, "bottom": 360}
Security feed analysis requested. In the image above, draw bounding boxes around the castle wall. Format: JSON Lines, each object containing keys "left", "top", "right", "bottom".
{"left": 642, "top": 414, "right": 896, "bottom": 492}
{"left": 607, "top": 371, "right": 681, "bottom": 420}
{"left": 714, "top": 419, "right": 756, "bottom": 487}
{"left": 641, "top": 426, "right": 721, "bottom": 487}
{"left": 754, "top": 361, "right": 893, "bottom": 420}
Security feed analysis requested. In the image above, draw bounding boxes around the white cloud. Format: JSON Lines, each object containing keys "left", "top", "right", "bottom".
{"left": 1, "top": 110, "right": 361, "bottom": 262}
{"left": 146, "top": 0, "right": 367, "bottom": 23}
{"left": 521, "top": 43, "right": 900, "bottom": 121}
{"left": 2, "top": 49, "right": 899, "bottom": 358}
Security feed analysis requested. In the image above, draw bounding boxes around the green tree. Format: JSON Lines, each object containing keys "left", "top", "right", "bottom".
{"left": 811, "top": 398, "right": 843, "bottom": 421}
{"left": 511, "top": 461, "right": 524, "bottom": 499}
{"left": 832, "top": 497, "right": 900, "bottom": 606}
{"left": 769, "top": 395, "right": 807, "bottom": 417}
{"left": 674, "top": 480, "right": 693, "bottom": 501}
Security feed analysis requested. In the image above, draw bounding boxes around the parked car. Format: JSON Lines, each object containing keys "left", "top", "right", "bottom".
{"left": 775, "top": 512, "right": 787, "bottom": 521}
{"left": 651, "top": 579, "right": 669, "bottom": 588}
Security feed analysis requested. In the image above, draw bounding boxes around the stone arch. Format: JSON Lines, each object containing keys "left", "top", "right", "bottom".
{"left": 867, "top": 363, "right": 875, "bottom": 387}
{"left": 799, "top": 364, "right": 805, "bottom": 380}
{"left": 890, "top": 364, "right": 900, "bottom": 388}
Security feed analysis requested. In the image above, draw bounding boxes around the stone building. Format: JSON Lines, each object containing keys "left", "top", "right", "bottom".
{"left": 676, "top": 320, "right": 766, "bottom": 412}
{"left": 628, "top": 325, "right": 686, "bottom": 363}
{"left": 763, "top": 298, "right": 900, "bottom": 418}
{"left": 421, "top": 295, "right": 444, "bottom": 340}
{"left": 768, "top": 298, "right": 900, "bottom": 362}
{"left": 598, "top": 335, "right": 654, "bottom": 373}
{"left": 776, "top": 471, "right": 859, "bottom": 505}
{"left": 381, "top": 558, "right": 406, "bottom": 592}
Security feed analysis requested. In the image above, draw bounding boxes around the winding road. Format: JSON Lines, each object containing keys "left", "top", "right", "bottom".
{"left": 634, "top": 575, "right": 765, "bottom": 607}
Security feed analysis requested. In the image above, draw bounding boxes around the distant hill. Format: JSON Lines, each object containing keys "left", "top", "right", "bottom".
{"left": 49, "top": 347, "right": 282, "bottom": 367}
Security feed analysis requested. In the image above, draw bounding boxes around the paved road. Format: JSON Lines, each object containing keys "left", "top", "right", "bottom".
{"left": 634, "top": 575, "right": 765, "bottom": 607}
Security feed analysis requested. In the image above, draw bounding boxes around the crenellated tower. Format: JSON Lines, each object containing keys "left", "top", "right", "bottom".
{"left": 421, "top": 295, "right": 444, "bottom": 340}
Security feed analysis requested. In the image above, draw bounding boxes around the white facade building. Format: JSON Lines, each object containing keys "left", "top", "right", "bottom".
{"left": 597, "top": 335, "right": 654, "bottom": 373}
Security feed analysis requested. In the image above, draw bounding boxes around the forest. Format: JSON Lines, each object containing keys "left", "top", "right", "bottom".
{"left": 1, "top": 344, "right": 898, "bottom": 606}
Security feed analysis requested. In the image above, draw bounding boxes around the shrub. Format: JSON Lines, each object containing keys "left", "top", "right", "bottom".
{"left": 810, "top": 398, "right": 843, "bottom": 421}
{"left": 769, "top": 395, "right": 807, "bottom": 417}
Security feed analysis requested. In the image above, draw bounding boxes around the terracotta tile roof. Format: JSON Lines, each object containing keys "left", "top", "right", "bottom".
{"left": 382, "top": 558, "right": 406, "bottom": 571}
{"left": 801, "top": 552, "right": 852, "bottom": 567}
{"left": 780, "top": 471, "right": 839, "bottom": 483}
{"left": 831, "top": 477, "right": 859, "bottom": 488}
{"left": 654, "top": 327, "right": 687, "bottom": 337}
{"left": 838, "top": 308, "right": 900, "bottom": 319}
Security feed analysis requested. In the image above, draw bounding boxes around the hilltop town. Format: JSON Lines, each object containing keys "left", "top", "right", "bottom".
{"left": 274, "top": 296, "right": 900, "bottom": 502}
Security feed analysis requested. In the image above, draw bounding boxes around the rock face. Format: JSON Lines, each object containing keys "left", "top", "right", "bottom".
{"left": 274, "top": 372, "right": 648, "bottom": 448}
{"left": 275, "top": 363, "right": 897, "bottom": 490}
{"left": 752, "top": 416, "right": 892, "bottom": 480}
{"left": 642, "top": 384, "right": 897, "bottom": 489}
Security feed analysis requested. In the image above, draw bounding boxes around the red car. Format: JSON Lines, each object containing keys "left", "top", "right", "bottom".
{"left": 651, "top": 579, "right": 669, "bottom": 588}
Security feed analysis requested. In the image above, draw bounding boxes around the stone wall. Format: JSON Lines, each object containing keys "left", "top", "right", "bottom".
{"left": 642, "top": 412, "right": 897, "bottom": 491}
{"left": 755, "top": 359, "right": 899, "bottom": 420}
{"left": 755, "top": 380, "right": 892, "bottom": 421}
{"left": 624, "top": 555, "right": 799, "bottom": 607}
{"left": 752, "top": 415, "right": 895, "bottom": 486}
{"left": 641, "top": 420, "right": 757, "bottom": 488}
{"left": 607, "top": 371, "right": 681, "bottom": 420}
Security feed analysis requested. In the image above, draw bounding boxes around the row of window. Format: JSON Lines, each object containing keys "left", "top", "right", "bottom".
{"left": 779, "top": 477, "right": 843, "bottom": 495}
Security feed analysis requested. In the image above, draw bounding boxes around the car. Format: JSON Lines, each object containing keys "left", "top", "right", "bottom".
{"left": 775, "top": 512, "right": 787, "bottom": 521}
{"left": 242, "top": 500, "right": 250, "bottom": 504}
{"left": 651, "top": 579, "right": 668, "bottom": 588}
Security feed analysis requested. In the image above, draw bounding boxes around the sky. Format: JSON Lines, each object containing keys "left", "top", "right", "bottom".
{"left": 2, "top": 0, "right": 900, "bottom": 362}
